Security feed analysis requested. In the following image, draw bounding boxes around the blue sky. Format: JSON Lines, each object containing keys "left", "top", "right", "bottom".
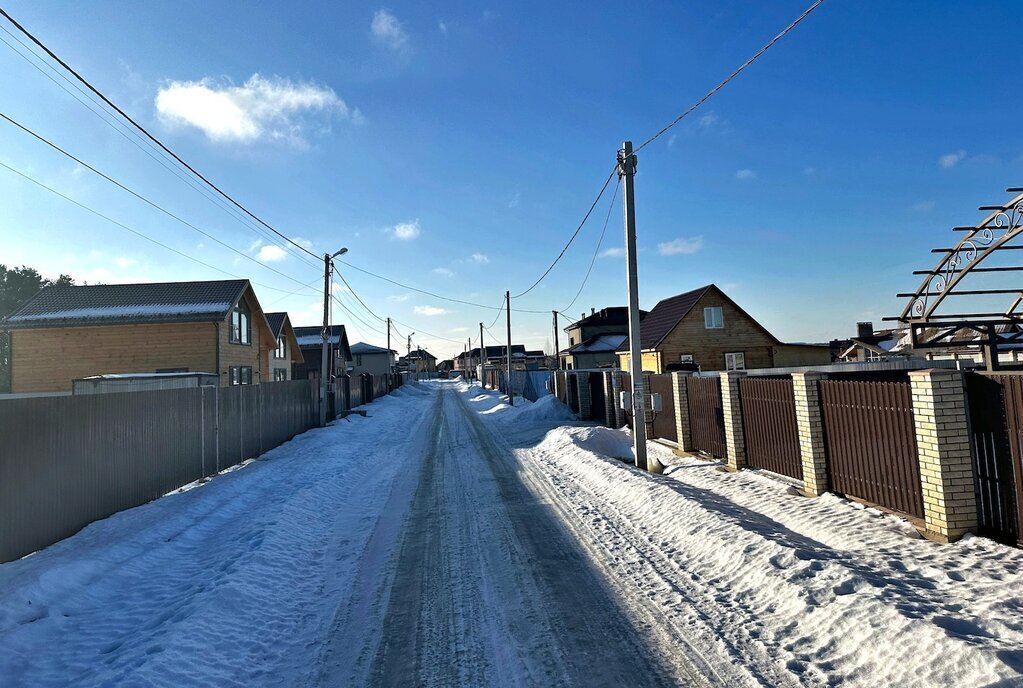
{"left": 1, "top": 1, "right": 1020, "bottom": 358}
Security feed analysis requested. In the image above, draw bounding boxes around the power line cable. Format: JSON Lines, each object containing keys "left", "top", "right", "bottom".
{"left": 0, "top": 7, "right": 320, "bottom": 261}
{"left": 634, "top": 0, "right": 826, "bottom": 154}
{"left": 560, "top": 177, "right": 620, "bottom": 313}
{"left": 0, "top": 28, "right": 315, "bottom": 269}
{"left": 510, "top": 167, "right": 616, "bottom": 299}
{"left": 0, "top": 111, "right": 321, "bottom": 292}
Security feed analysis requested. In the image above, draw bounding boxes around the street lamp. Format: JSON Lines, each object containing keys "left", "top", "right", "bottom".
{"left": 320, "top": 246, "right": 348, "bottom": 427}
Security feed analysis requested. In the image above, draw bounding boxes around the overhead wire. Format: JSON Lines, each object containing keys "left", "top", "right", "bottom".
{"left": 0, "top": 7, "right": 320, "bottom": 261}
{"left": 634, "top": 0, "right": 826, "bottom": 154}
{"left": 0, "top": 27, "right": 316, "bottom": 270}
{"left": 0, "top": 111, "right": 322, "bottom": 292}
{"left": 559, "top": 177, "right": 621, "bottom": 313}
{"left": 510, "top": 167, "right": 616, "bottom": 299}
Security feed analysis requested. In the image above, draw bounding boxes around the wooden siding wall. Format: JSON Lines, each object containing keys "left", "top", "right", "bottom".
{"left": 11, "top": 322, "right": 217, "bottom": 393}
{"left": 218, "top": 290, "right": 271, "bottom": 384}
{"left": 657, "top": 291, "right": 775, "bottom": 372}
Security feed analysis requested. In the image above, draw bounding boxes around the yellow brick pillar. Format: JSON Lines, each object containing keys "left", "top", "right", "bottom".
{"left": 720, "top": 371, "right": 747, "bottom": 471}
{"left": 909, "top": 369, "right": 978, "bottom": 543}
{"left": 792, "top": 372, "right": 829, "bottom": 496}
{"left": 671, "top": 371, "right": 694, "bottom": 454}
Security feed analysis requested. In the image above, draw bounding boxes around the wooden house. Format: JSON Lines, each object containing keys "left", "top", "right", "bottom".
{"left": 264, "top": 312, "right": 304, "bottom": 382}
{"left": 616, "top": 284, "right": 832, "bottom": 373}
{"left": 1, "top": 279, "right": 277, "bottom": 392}
{"left": 291, "top": 325, "right": 352, "bottom": 382}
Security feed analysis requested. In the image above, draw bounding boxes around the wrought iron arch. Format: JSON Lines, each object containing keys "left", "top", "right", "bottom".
{"left": 891, "top": 187, "right": 1023, "bottom": 370}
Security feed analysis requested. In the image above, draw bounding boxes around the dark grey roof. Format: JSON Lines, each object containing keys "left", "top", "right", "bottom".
{"left": 292, "top": 325, "right": 352, "bottom": 361}
{"left": 2, "top": 279, "right": 249, "bottom": 330}
{"left": 351, "top": 342, "right": 394, "bottom": 355}
{"left": 265, "top": 312, "right": 289, "bottom": 339}
{"left": 566, "top": 306, "right": 646, "bottom": 331}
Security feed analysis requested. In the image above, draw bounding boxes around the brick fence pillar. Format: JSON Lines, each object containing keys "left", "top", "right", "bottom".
{"left": 671, "top": 371, "right": 693, "bottom": 454}
{"left": 792, "top": 372, "right": 829, "bottom": 497}
{"left": 720, "top": 371, "right": 747, "bottom": 471}
{"left": 641, "top": 372, "right": 656, "bottom": 440}
{"left": 576, "top": 373, "right": 592, "bottom": 420}
{"left": 602, "top": 370, "right": 617, "bottom": 427}
{"left": 909, "top": 369, "right": 978, "bottom": 542}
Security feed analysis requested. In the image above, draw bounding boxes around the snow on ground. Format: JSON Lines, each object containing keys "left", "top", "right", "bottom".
{"left": 456, "top": 381, "right": 1023, "bottom": 687}
{"left": 0, "top": 388, "right": 435, "bottom": 687}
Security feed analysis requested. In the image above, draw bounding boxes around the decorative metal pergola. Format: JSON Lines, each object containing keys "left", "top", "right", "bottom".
{"left": 889, "top": 187, "right": 1023, "bottom": 371}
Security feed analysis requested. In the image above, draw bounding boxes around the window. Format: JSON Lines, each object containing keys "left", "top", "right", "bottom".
{"left": 679, "top": 354, "right": 694, "bottom": 364}
{"left": 704, "top": 306, "right": 724, "bottom": 329}
{"left": 356, "top": 354, "right": 363, "bottom": 366}
{"left": 274, "top": 369, "right": 287, "bottom": 382}
{"left": 275, "top": 335, "right": 287, "bottom": 360}
{"left": 229, "top": 366, "right": 253, "bottom": 385}
{"left": 866, "top": 349, "right": 884, "bottom": 361}
{"left": 724, "top": 352, "right": 745, "bottom": 370}
{"left": 230, "top": 299, "right": 251, "bottom": 345}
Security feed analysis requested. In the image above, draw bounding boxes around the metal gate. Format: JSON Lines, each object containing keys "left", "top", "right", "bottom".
{"left": 820, "top": 380, "right": 924, "bottom": 518}
{"left": 568, "top": 373, "right": 580, "bottom": 414}
{"left": 649, "top": 374, "right": 677, "bottom": 443}
{"left": 688, "top": 376, "right": 726, "bottom": 457}
{"left": 588, "top": 372, "right": 606, "bottom": 422}
{"left": 739, "top": 378, "right": 802, "bottom": 480}
{"left": 966, "top": 373, "right": 1022, "bottom": 544}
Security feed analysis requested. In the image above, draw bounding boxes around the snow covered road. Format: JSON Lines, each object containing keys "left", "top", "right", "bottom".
{"left": 2, "top": 378, "right": 1023, "bottom": 687}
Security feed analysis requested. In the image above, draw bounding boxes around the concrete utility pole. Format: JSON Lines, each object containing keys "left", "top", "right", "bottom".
{"left": 479, "top": 322, "right": 485, "bottom": 387}
{"left": 386, "top": 317, "right": 392, "bottom": 372}
{"left": 506, "top": 290, "right": 513, "bottom": 406}
{"left": 468, "top": 337, "right": 473, "bottom": 382}
{"left": 552, "top": 310, "right": 560, "bottom": 370}
{"left": 618, "top": 141, "right": 660, "bottom": 473}
{"left": 407, "top": 333, "right": 412, "bottom": 379}
{"left": 320, "top": 247, "right": 348, "bottom": 427}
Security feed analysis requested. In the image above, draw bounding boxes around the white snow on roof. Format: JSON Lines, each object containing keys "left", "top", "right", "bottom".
{"left": 8, "top": 303, "right": 227, "bottom": 322}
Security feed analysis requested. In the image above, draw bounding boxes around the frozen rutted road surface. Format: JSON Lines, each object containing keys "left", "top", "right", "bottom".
{"left": 0, "top": 380, "right": 702, "bottom": 687}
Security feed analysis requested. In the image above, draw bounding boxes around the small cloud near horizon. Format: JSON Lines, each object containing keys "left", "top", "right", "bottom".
{"left": 599, "top": 247, "right": 625, "bottom": 258}
{"left": 390, "top": 220, "right": 420, "bottom": 240}
{"left": 470, "top": 253, "right": 489, "bottom": 264}
{"left": 735, "top": 169, "right": 756, "bottom": 180}
{"left": 912, "top": 200, "right": 936, "bottom": 213}
{"left": 432, "top": 267, "right": 454, "bottom": 277}
{"left": 658, "top": 236, "right": 704, "bottom": 256}
{"left": 414, "top": 305, "right": 447, "bottom": 316}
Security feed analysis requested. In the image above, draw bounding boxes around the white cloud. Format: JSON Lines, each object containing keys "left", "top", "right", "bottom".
{"left": 803, "top": 166, "right": 817, "bottom": 176}
{"left": 387, "top": 293, "right": 412, "bottom": 302}
{"left": 667, "top": 134, "right": 677, "bottom": 148}
{"left": 432, "top": 267, "right": 454, "bottom": 277}
{"left": 114, "top": 256, "right": 136, "bottom": 268}
{"left": 470, "top": 253, "right": 489, "bottom": 264}
{"left": 451, "top": 326, "right": 469, "bottom": 333}
{"left": 391, "top": 220, "right": 421, "bottom": 240}
{"left": 414, "top": 305, "right": 448, "bottom": 316}
{"left": 599, "top": 247, "right": 625, "bottom": 258}
{"left": 912, "top": 200, "right": 936, "bottom": 213}
{"left": 735, "top": 169, "right": 757, "bottom": 180}
{"left": 698, "top": 111, "right": 719, "bottom": 129}
{"left": 371, "top": 9, "right": 410, "bottom": 51}
{"left": 658, "top": 236, "right": 704, "bottom": 256}
{"left": 155, "top": 74, "right": 349, "bottom": 145}
{"left": 257, "top": 245, "right": 288, "bottom": 262}
{"left": 507, "top": 191, "right": 521, "bottom": 209}
{"left": 438, "top": 20, "right": 448, "bottom": 35}
{"left": 939, "top": 149, "right": 967, "bottom": 169}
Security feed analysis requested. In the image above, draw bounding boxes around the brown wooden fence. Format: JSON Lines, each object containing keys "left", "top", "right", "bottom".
{"left": 688, "top": 376, "right": 726, "bottom": 457}
{"left": 740, "top": 377, "right": 802, "bottom": 480}
{"left": 649, "top": 374, "right": 677, "bottom": 443}
{"left": 965, "top": 373, "right": 1022, "bottom": 544}
{"left": 820, "top": 379, "right": 924, "bottom": 518}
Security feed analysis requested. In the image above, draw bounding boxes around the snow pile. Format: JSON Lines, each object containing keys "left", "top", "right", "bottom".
{"left": 512, "top": 394, "right": 575, "bottom": 423}
{"left": 0, "top": 384, "right": 440, "bottom": 686}
{"left": 466, "top": 384, "right": 1023, "bottom": 687}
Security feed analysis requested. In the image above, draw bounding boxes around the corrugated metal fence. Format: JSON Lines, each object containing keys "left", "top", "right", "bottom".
{"left": 687, "top": 376, "right": 726, "bottom": 458}
{"left": 0, "top": 380, "right": 317, "bottom": 564}
{"left": 739, "top": 377, "right": 802, "bottom": 480}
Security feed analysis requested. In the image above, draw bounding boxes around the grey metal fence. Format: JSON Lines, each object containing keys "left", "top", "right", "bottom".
{"left": 0, "top": 380, "right": 317, "bottom": 564}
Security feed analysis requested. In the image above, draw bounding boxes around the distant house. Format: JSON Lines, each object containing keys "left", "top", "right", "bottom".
{"left": 838, "top": 321, "right": 1023, "bottom": 368}
{"left": 398, "top": 348, "right": 437, "bottom": 373}
{"left": 264, "top": 312, "right": 304, "bottom": 382}
{"left": 837, "top": 322, "right": 905, "bottom": 362}
{"left": 437, "top": 359, "right": 456, "bottom": 372}
{"left": 456, "top": 345, "right": 526, "bottom": 370}
{"left": 1, "top": 279, "right": 275, "bottom": 392}
{"left": 560, "top": 306, "right": 646, "bottom": 370}
{"left": 616, "top": 284, "right": 832, "bottom": 373}
{"left": 292, "top": 325, "right": 352, "bottom": 382}
{"left": 350, "top": 341, "right": 396, "bottom": 376}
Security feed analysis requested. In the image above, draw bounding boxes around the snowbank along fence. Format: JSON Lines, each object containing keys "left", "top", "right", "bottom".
{"left": 557, "top": 366, "right": 1023, "bottom": 546}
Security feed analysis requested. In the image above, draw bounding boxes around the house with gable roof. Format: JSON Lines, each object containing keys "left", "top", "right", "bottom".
{"left": 1, "top": 279, "right": 279, "bottom": 392}
{"left": 264, "top": 312, "right": 304, "bottom": 382}
{"left": 616, "top": 284, "right": 832, "bottom": 373}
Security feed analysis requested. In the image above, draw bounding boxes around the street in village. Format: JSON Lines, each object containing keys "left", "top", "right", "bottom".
{"left": 2, "top": 380, "right": 1022, "bottom": 687}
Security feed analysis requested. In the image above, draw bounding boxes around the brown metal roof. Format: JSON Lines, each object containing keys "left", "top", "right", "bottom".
{"left": 616, "top": 285, "right": 713, "bottom": 351}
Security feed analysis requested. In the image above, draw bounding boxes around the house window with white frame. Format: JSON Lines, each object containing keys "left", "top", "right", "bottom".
{"left": 704, "top": 306, "right": 724, "bottom": 329}
{"left": 679, "top": 354, "right": 695, "bottom": 364}
{"left": 275, "top": 335, "right": 287, "bottom": 359}
{"left": 274, "top": 368, "right": 287, "bottom": 382}
{"left": 229, "top": 366, "right": 253, "bottom": 385}
{"left": 724, "top": 352, "right": 745, "bottom": 370}
{"left": 230, "top": 299, "right": 251, "bottom": 345}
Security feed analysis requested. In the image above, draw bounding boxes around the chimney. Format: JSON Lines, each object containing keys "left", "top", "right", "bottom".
{"left": 591, "top": 307, "right": 595, "bottom": 315}
{"left": 581, "top": 312, "right": 585, "bottom": 320}
{"left": 856, "top": 321, "right": 873, "bottom": 339}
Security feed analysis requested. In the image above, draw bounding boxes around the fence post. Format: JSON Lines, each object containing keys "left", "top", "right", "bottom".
{"left": 641, "top": 372, "right": 656, "bottom": 440}
{"left": 671, "top": 372, "right": 693, "bottom": 454}
{"left": 792, "top": 372, "right": 829, "bottom": 496}
{"left": 602, "top": 370, "right": 617, "bottom": 427}
{"left": 576, "top": 373, "right": 592, "bottom": 419}
{"left": 720, "top": 371, "right": 747, "bottom": 471}
{"left": 909, "top": 369, "right": 978, "bottom": 542}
